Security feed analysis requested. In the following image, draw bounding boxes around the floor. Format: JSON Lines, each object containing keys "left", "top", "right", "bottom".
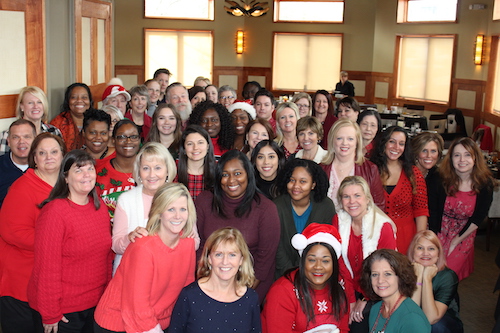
{"left": 460, "top": 223, "right": 500, "bottom": 333}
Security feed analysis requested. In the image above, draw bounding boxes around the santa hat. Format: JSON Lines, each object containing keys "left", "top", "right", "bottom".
{"left": 102, "top": 84, "right": 131, "bottom": 102}
{"left": 291, "top": 223, "right": 342, "bottom": 258}
{"left": 227, "top": 101, "right": 256, "bottom": 120}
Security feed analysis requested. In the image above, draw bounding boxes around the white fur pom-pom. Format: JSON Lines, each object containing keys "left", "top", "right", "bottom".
{"left": 291, "top": 233, "right": 307, "bottom": 252}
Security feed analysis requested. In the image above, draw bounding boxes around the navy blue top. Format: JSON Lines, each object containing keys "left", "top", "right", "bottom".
{"left": 0, "top": 153, "right": 25, "bottom": 208}
{"left": 169, "top": 281, "right": 262, "bottom": 333}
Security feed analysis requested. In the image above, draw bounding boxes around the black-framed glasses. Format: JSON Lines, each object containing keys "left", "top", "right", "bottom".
{"left": 115, "top": 134, "right": 140, "bottom": 143}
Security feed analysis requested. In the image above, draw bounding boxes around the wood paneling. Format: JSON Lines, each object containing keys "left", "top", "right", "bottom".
{"left": 213, "top": 66, "right": 271, "bottom": 99}
{"left": 115, "top": 65, "right": 145, "bottom": 85}
{"left": 0, "top": 95, "right": 18, "bottom": 118}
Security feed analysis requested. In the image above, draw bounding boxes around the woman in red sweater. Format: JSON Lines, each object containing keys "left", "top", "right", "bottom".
{"left": 94, "top": 183, "right": 196, "bottom": 333}
{"left": 27, "top": 150, "right": 112, "bottom": 333}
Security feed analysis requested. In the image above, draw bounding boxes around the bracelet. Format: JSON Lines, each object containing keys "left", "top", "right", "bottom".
{"left": 416, "top": 282, "right": 423, "bottom": 286}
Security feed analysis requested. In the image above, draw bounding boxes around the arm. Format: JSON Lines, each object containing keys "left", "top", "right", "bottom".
{"left": 420, "top": 265, "right": 448, "bottom": 325}
{"left": 415, "top": 216, "right": 428, "bottom": 233}
{"left": 427, "top": 172, "right": 445, "bottom": 234}
{"left": 254, "top": 201, "right": 280, "bottom": 287}
{"left": 274, "top": 197, "right": 294, "bottom": 279}
{"left": 261, "top": 280, "right": 298, "bottom": 333}
{"left": 449, "top": 223, "right": 478, "bottom": 255}
{"left": 458, "top": 185, "right": 493, "bottom": 237}
{"left": 377, "top": 222, "right": 397, "bottom": 250}
{"left": 358, "top": 161, "right": 385, "bottom": 211}
{"left": 412, "top": 167, "right": 429, "bottom": 230}
{"left": 411, "top": 262, "right": 425, "bottom": 306}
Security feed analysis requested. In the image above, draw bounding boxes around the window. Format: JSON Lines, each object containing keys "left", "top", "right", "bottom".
{"left": 396, "top": 35, "right": 454, "bottom": 103}
{"left": 492, "top": 37, "right": 500, "bottom": 113}
{"left": 145, "top": 30, "right": 213, "bottom": 86}
{"left": 397, "top": 0, "right": 458, "bottom": 23}
{"left": 273, "top": 33, "right": 342, "bottom": 91}
{"left": 274, "top": 1, "right": 344, "bottom": 23}
{"left": 494, "top": 0, "right": 500, "bottom": 20}
{"left": 145, "top": 0, "right": 214, "bottom": 20}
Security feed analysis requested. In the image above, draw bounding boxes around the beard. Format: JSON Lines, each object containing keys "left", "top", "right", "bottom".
{"left": 177, "top": 102, "right": 192, "bottom": 121}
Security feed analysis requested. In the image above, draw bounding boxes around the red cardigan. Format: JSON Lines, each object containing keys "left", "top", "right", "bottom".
{"left": 321, "top": 160, "right": 386, "bottom": 211}
{"left": 28, "top": 198, "right": 112, "bottom": 324}
{"left": 0, "top": 169, "right": 53, "bottom": 302}
{"left": 50, "top": 111, "right": 84, "bottom": 151}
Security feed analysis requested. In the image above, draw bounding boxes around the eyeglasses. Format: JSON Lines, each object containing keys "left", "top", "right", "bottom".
{"left": 220, "top": 96, "right": 235, "bottom": 100}
{"left": 115, "top": 134, "right": 140, "bottom": 142}
{"left": 297, "top": 104, "right": 310, "bottom": 109}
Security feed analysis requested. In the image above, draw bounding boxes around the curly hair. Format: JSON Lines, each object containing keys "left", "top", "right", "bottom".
{"left": 287, "top": 242, "right": 348, "bottom": 323}
{"left": 213, "top": 150, "right": 260, "bottom": 218}
{"left": 360, "top": 249, "right": 417, "bottom": 301}
{"left": 188, "top": 100, "right": 234, "bottom": 151}
{"left": 438, "top": 137, "right": 497, "bottom": 196}
{"left": 274, "top": 158, "right": 329, "bottom": 202}
{"left": 83, "top": 108, "right": 111, "bottom": 132}
{"left": 370, "top": 126, "right": 416, "bottom": 192}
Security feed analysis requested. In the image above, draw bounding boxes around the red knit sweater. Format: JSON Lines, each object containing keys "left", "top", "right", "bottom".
{"left": 27, "top": 198, "right": 112, "bottom": 324}
{"left": 95, "top": 235, "right": 195, "bottom": 332}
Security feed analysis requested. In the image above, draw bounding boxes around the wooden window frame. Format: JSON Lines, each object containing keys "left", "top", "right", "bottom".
{"left": 397, "top": 0, "right": 458, "bottom": 24}
{"left": 144, "top": 0, "right": 214, "bottom": 21}
{"left": 273, "top": 0, "right": 344, "bottom": 24}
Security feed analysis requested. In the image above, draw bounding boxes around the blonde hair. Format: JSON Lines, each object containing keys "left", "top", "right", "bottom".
{"left": 133, "top": 142, "right": 177, "bottom": 184}
{"left": 197, "top": 227, "right": 255, "bottom": 294}
{"left": 291, "top": 92, "right": 312, "bottom": 117}
{"left": 322, "top": 119, "right": 364, "bottom": 165}
{"left": 337, "top": 176, "right": 395, "bottom": 239}
{"left": 146, "top": 183, "right": 195, "bottom": 237}
{"left": 16, "top": 86, "right": 49, "bottom": 122}
{"left": 275, "top": 102, "right": 300, "bottom": 146}
{"left": 407, "top": 230, "right": 446, "bottom": 271}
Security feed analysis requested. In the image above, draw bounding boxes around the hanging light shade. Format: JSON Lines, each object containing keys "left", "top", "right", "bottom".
{"left": 225, "top": 0, "right": 269, "bottom": 17}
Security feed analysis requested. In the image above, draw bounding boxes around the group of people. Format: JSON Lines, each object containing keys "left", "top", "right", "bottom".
{"left": 0, "top": 71, "right": 496, "bottom": 333}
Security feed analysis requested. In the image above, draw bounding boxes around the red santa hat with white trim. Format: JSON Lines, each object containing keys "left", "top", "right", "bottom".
{"left": 291, "top": 223, "right": 342, "bottom": 258}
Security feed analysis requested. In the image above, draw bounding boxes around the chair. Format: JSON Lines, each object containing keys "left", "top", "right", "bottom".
{"left": 428, "top": 114, "right": 447, "bottom": 133}
{"left": 380, "top": 113, "right": 398, "bottom": 129}
{"left": 404, "top": 104, "right": 425, "bottom": 116}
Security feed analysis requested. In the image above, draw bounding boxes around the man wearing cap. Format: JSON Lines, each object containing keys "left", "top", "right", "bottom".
{"left": 0, "top": 119, "right": 35, "bottom": 208}
{"left": 102, "top": 85, "right": 131, "bottom": 116}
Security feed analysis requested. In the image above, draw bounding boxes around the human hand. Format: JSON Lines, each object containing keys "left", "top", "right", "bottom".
{"left": 350, "top": 300, "right": 367, "bottom": 323}
{"left": 423, "top": 264, "right": 438, "bottom": 280}
{"left": 43, "top": 316, "right": 68, "bottom": 333}
{"left": 412, "top": 261, "right": 425, "bottom": 279}
{"left": 128, "top": 227, "right": 148, "bottom": 243}
{"left": 448, "top": 237, "right": 460, "bottom": 256}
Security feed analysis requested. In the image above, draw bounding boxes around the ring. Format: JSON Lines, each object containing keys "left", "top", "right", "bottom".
{"left": 356, "top": 312, "right": 360, "bottom": 314}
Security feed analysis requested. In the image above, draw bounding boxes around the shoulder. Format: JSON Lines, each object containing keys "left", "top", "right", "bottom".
{"left": 399, "top": 298, "right": 429, "bottom": 322}
{"left": 273, "top": 194, "right": 290, "bottom": 206}
{"left": 196, "top": 190, "right": 214, "bottom": 202}
{"left": 117, "top": 185, "right": 142, "bottom": 202}
{"left": 356, "top": 160, "right": 378, "bottom": 175}
{"left": 436, "top": 267, "right": 458, "bottom": 283}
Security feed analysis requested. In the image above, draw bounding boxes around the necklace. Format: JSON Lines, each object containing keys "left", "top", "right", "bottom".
{"left": 369, "top": 294, "right": 404, "bottom": 333}
{"left": 112, "top": 158, "right": 134, "bottom": 183}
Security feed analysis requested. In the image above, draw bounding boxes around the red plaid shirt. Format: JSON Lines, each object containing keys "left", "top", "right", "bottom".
{"left": 187, "top": 174, "right": 204, "bottom": 200}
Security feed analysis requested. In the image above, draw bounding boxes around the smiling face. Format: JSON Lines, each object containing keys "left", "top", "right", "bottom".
{"left": 221, "top": 158, "right": 248, "bottom": 199}
{"left": 20, "top": 93, "right": 44, "bottom": 122}
{"left": 130, "top": 93, "right": 148, "bottom": 114}
{"left": 156, "top": 73, "right": 170, "bottom": 94}
{"left": 140, "top": 156, "right": 168, "bottom": 196}
{"left": 314, "top": 94, "right": 329, "bottom": 115}
{"left": 340, "top": 184, "right": 369, "bottom": 222}
{"left": 9, "top": 124, "right": 35, "bottom": 163}
{"left": 156, "top": 107, "right": 177, "bottom": 136}
{"left": 296, "top": 98, "right": 311, "bottom": 118}
{"left": 255, "top": 145, "right": 279, "bottom": 181}
{"left": 184, "top": 132, "right": 208, "bottom": 162}
{"left": 359, "top": 115, "right": 378, "bottom": 144}
{"left": 417, "top": 141, "right": 439, "bottom": 172}
{"left": 337, "top": 104, "right": 359, "bottom": 122}
{"left": 231, "top": 109, "right": 250, "bottom": 136}
{"left": 413, "top": 238, "right": 439, "bottom": 267}
{"left": 160, "top": 196, "right": 188, "bottom": 238}
{"left": 219, "top": 91, "right": 236, "bottom": 108}
{"left": 385, "top": 131, "right": 406, "bottom": 162}
{"left": 146, "top": 81, "right": 161, "bottom": 104}
{"left": 105, "top": 94, "right": 127, "bottom": 115}
{"left": 208, "top": 241, "right": 243, "bottom": 283}
{"left": 69, "top": 86, "right": 91, "bottom": 117}
{"left": 278, "top": 107, "right": 297, "bottom": 134}
{"left": 200, "top": 108, "right": 221, "bottom": 138}
{"left": 305, "top": 244, "right": 334, "bottom": 290}
{"left": 254, "top": 96, "right": 274, "bottom": 121}
{"left": 114, "top": 123, "right": 140, "bottom": 158}
{"left": 452, "top": 143, "right": 474, "bottom": 176}
{"left": 205, "top": 86, "right": 218, "bottom": 103}
{"left": 333, "top": 125, "right": 357, "bottom": 160}
{"left": 298, "top": 127, "right": 319, "bottom": 152}
{"left": 83, "top": 121, "right": 109, "bottom": 155}
{"left": 167, "top": 86, "right": 190, "bottom": 115}
{"left": 34, "top": 138, "right": 64, "bottom": 174}
{"left": 370, "top": 259, "right": 401, "bottom": 301}
{"left": 287, "top": 166, "right": 315, "bottom": 205}
{"left": 246, "top": 123, "right": 270, "bottom": 150}
{"left": 66, "top": 162, "right": 96, "bottom": 199}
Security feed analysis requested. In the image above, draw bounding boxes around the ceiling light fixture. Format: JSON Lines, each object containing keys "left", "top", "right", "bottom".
{"left": 225, "top": 0, "right": 269, "bottom": 17}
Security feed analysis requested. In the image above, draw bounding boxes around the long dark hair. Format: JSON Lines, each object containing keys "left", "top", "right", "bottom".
{"left": 213, "top": 150, "right": 260, "bottom": 218}
{"left": 370, "top": 126, "right": 416, "bottom": 192}
{"left": 250, "top": 140, "right": 286, "bottom": 197}
{"left": 60, "top": 83, "right": 94, "bottom": 114}
{"left": 287, "top": 242, "right": 347, "bottom": 324}
{"left": 147, "top": 103, "right": 182, "bottom": 152}
{"left": 40, "top": 150, "right": 100, "bottom": 209}
{"left": 275, "top": 158, "right": 329, "bottom": 202}
{"left": 177, "top": 125, "right": 216, "bottom": 191}
{"left": 312, "top": 90, "right": 334, "bottom": 117}
{"left": 188, "top": 100, "right": 235, "bottom": 151}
